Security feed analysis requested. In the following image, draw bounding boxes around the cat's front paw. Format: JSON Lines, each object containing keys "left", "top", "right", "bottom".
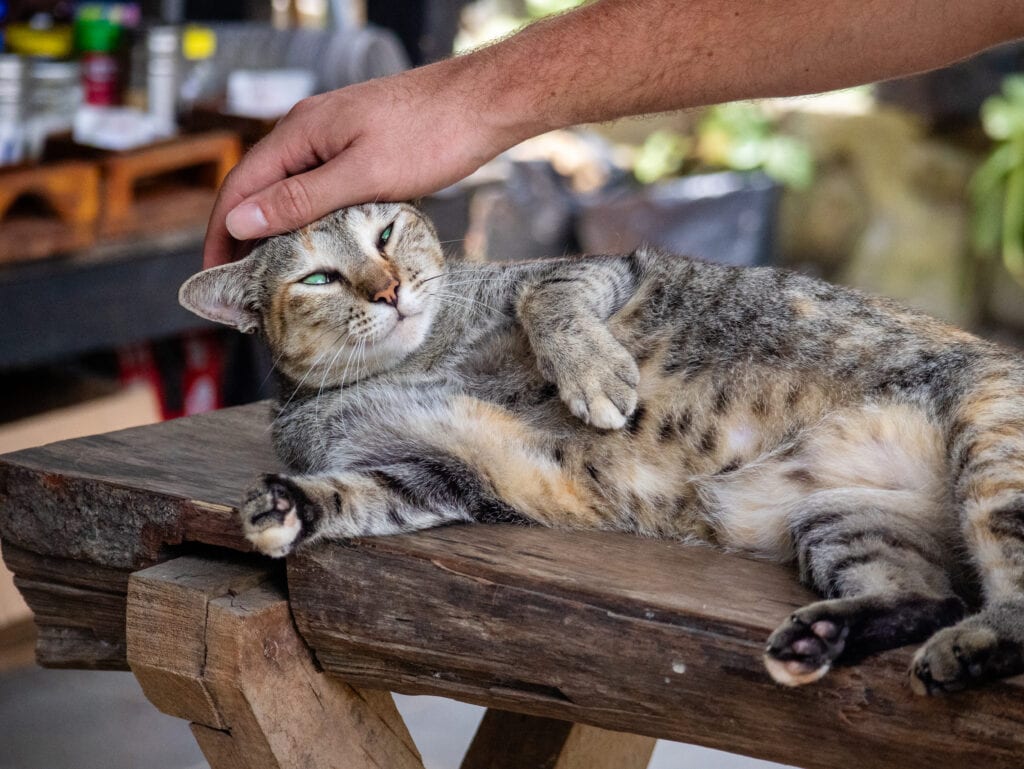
{"left": 764, "top": 603, "right": 851, "bottom": 686}
{"left": 240, "top": 474, "right": 305, "bottom": 558}
{"left": 555, "top": 345, "right": 639, "bottom": 430}
{"left": 910, "top": 614, "right": 1024, "bottom": 695}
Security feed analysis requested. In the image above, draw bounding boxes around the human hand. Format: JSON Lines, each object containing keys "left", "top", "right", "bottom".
{"left": 202, "top": 61, "right": 514, "bottom": 268}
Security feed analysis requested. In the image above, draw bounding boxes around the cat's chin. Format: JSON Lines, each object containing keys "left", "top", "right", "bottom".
{"left": 365, "top": 310, "right": 432, "bottom": 367}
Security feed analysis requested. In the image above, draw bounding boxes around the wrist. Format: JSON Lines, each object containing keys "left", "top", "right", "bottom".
{"left": 434, "top": 33, "right": 560, "bottom": 157}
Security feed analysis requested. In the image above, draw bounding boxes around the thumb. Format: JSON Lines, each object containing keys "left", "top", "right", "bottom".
{"left": 224, "top": 157, "right": 375, "bottom": 239}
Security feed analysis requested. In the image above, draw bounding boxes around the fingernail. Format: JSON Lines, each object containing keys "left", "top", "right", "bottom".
{"left": 225, "top": 203, "right": 269, "bottom": 239}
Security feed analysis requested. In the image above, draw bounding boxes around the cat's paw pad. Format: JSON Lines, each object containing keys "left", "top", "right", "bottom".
{"left": 764, "top": 609, "right": 850, "bottom": 686}
{"left": 560, "top": 353, "right": 640, "bottom": 430}
{"left": 240, "top": 474, "right": 304, "bottom": 558}
{"left": 910, "top": 622, "right": 1021, "bottom": 695}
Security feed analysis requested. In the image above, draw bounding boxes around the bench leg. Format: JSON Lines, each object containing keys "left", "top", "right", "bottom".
{"left": 461, "top": 708, "right": 657, "bottom": 769}
{"left": 125, "top": 555, "right": 424, "bottom": 769}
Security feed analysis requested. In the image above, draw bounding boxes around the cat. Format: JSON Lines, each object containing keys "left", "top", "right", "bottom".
{"left": 180, "top": 202, "right": 1024, "bottom": 696}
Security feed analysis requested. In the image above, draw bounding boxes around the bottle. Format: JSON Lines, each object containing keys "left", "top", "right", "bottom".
{"left": 178, "top": 24, "right": 216, "bottom": 115}
{"left": 146, "top": 25, "right": 178, "bottom": 135}
{"left": 77, "top": 16, "right": 122, "bottom": 106}
{"left": 0, "top": 53, "right": 25, "bottom": 164}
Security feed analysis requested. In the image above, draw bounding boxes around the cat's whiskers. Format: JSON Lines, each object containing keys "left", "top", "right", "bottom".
{"left": 426, "top": 289, "right": 508, "bottom": 318}
{"left": 431, "top": 279, "right": 510, "bottom": 291}
{"left": 258, "top": 342, "right": 295, "bottom": 394}
{"left": 276, "top": 329, "right": 353, "bottom": 419}
{"left": 313, "top": 332, "right": 359, "bottom": 431}
{"left": 420, "top": 269, "right": 504, "bottom": 285}
{"left": 313, "top": 336, "right": 366, "bottom": 450}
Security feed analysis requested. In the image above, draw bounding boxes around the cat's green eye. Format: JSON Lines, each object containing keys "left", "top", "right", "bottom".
{"left": 378, "top": 223, "right": 394, "bottom": 249}
{"left": 301, "top": 272, "right": 332, "bottom": 286}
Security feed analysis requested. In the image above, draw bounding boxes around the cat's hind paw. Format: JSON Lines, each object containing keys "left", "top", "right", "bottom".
{"left": 910, "top": 615, "right": 1024, "bottom": 696}
{"left": 764, "top": 605, "right": 850, "bottom": 687}
{"left": 240, "top": 474, "right": 305, "bottom": 558}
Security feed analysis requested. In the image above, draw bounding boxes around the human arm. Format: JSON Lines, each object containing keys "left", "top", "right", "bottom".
{"left": 204, "top": 0, "right": 1024, "bottom": 267}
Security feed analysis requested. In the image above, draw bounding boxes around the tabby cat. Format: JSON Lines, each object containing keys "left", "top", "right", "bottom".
{"left": 180, "top": 202, "right": 1024, "bottom": 695}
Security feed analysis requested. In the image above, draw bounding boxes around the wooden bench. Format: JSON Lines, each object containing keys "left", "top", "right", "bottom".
{"left": 2, "top": 403, "right": 1023, "bottom": 769}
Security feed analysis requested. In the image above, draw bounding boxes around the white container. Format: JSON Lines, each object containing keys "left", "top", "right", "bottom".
{"left": 225, "top": 68, "right": 315, "bottom": 119}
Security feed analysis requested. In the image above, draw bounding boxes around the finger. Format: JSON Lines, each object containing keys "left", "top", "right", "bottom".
{"left": 222, "top": 152, "right": 386, "bottom": 241}
{"left": 203, "top": 197, "right": 244, "bottom": 268}
{"left": 202, "top": 110, "right": 334, "bottom": 267}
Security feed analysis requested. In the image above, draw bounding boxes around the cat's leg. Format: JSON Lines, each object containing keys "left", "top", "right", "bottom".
{"left": 765, "top": 489, "right": 964, "bottom": 686}
{"left": 911, "top": 382, "right": 1024, "bottom": 694}
{"left": 239, "top": 469, "right": 478, "bottom": 557}
{"left": 515, "top": 258, "right": 640, "bottom": 430}
{"left": 243, "top": 395, "right": 608, "bottom": 557}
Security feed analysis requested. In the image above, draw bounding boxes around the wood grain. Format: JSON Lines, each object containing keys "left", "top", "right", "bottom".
{"left": 2, "top": 542, "right": 130, "bottom": 669}
{"left": 127, "top": 554, "right": 277, "bottom": 726}
{"left": 0, "top": 403, "right": 275, "bottom": 667}
{"left": 288, "top": 526, "right": 1024, "bottom": 769}
{"left": 127, "top": 556, "right": 424, "bottom": 769}
{"left": 0, "top": 402, "right": 276, "bottom": 569}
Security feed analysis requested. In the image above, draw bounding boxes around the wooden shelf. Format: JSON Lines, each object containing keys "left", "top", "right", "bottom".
{"left": 0, "top": 231, "right": 214, "bottom": 369}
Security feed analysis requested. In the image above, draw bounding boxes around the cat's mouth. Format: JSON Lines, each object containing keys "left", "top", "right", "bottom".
{"left": 389, "top": 306, "right": 422, "bottom": 324}
{"left": 375, "top": 306, "right": 427, "bottom": 343}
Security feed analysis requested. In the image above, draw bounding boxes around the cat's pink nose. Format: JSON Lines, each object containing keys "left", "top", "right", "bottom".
{"left": 373, "top": 278, "right": 400, "bottom": 307}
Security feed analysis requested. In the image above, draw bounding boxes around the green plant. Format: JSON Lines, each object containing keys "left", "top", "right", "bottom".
{"left": 629, "top": 102, "right": 813, "bottom": 187}
{"left": 972, "top": 74, "right": 1024, "bottom": 284}
{"left": 696, "top": 103, "right": 814, "bottom": 189}
{"left": 632, "top": 129, "right": 692, "bottom": 184}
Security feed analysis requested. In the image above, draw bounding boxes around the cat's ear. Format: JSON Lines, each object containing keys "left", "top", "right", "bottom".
{"left": 179, "top": 257, "right": 260, "bottom": 334}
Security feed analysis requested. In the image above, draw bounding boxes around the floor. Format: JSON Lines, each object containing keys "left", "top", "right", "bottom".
{"left": 0, "top": 667, "right": 789, "bottom": 769}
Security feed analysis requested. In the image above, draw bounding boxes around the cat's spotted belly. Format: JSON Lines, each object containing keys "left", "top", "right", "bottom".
{"left": 574, "top": 365, "right": 954, "bottom": 561}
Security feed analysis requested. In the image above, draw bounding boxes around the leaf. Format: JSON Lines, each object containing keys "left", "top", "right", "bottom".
{"left": 1002, "top": 74, "right": 1024, "bottom": 106}
{"left": 726, "top": 137, "right": 768, "bottom": 170}
{"left": 980, "top": 96, "right": 1024, "bottom": 140}
{"left": 971, "top": 143, "right": 1019, "bottom": 200}
{"left": 763, "top": 136, "right": 815, "bottom": 189}
{"left": 971, "top": 179, "right": 1003, "bottom": 257}
{"left": 1003, "top": 160, "right": 1024, "bottom": 283}
{"left": 634, "top": 129, "right": 691, "bottom": 184}
{"left": 692, "top": 101, "right": 812, "bottom": 188}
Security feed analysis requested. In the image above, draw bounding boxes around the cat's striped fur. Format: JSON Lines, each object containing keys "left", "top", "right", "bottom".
{"left": 181, "top": 202, "right": 1024, "bottom": 694}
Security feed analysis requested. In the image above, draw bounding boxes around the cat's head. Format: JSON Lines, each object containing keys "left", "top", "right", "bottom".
{"left": 179, "top": 202, "right": 445, "bottom": 385}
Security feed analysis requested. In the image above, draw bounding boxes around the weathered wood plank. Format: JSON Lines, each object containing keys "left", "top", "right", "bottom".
{"left": 0, "top": 404, "right": 275, "bottom": 667}
{"left": 127, "top": 554, "right": 277, "bottom": 726}
{"left": 288, "top": 526, "right": 1024, "bottom": 769}
{"left": 460, "top": 709, "right": 655, "bottom": 769}
{"left": 0, "top": 402, "right": 276, "bottom": 569}
{"left": 2, "top": 542, "right": 130, "bottom": 668}
{"left": 189, "top": 724, "right": 248, "bottom": 769}
{"left": 127, "top": 556, "right": 424, "bottom": 769}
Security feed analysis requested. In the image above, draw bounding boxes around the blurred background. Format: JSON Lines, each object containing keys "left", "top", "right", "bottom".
{"left": 1, "top": 0, "right": 1023, "bottom": 767}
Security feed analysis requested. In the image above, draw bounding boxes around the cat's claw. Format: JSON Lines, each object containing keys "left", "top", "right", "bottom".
{"left": 240, "top": 474, "right": 304, "bottom": 558}
{"left": 566, "top": 392, "right": 635, "bottom": 430}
